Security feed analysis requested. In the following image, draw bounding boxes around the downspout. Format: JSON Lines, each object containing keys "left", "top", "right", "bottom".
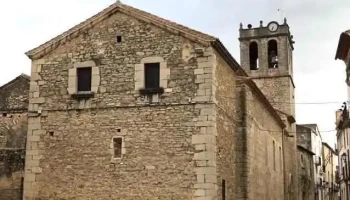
{"left": 282, "top": 128, "right": 287, "bottom": 200}
{"left": 241, "top": 84, "right": 249, "bottom": 199}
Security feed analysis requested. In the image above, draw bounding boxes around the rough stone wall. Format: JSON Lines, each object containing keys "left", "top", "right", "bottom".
{"left": 214, "top": 50, "right": 284, "bottom": 200}
{"left": 252, "top": 77, "right": 295, "bottom": 117}
{"left": 297, "top": 149, "right": 315, "bottom": 200}
{"left": 23, "top": 12, "right": 219, "bottom": 200}
{"left": 214, "top": 51, "right": 240, "bottom": 200}
{"left": 0, "top": 76, "right": 29, "bottom": 111}
{"left": 239, "top": 29, "right": 298, "bottom": 200}
{"left": 244, "top": 85, "right": 284, "bottom": 200}
{"left": 0, "top": 76, "right": 29, "bottom": 200}
{"left": 296, "top": 125, "right": 312, "bottom": 151}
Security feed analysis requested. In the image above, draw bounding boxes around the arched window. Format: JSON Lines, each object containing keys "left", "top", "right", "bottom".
{"left": 249, "top": 42, "right": 259, "bottom": 70}
{"left": 268, "top": 40, "right": 278, "bottom": 68}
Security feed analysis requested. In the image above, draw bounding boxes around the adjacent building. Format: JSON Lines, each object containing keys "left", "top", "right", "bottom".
{"left": 335, "top": 29, "right": 350, "bottom": 200}
{"left": 299, "top": 124, "right": 324, "bottom": 199}
{"left": 296, "top": 125, "right": 316, "bottom": 200}
{"left": 321, "top": 142, "right": 339, "bottom": 200}
{"left": 21, "top": 2, "right": 298, "bottom": 200}
{"left": 0, "top": 74, "right": 30, "bottom": 200}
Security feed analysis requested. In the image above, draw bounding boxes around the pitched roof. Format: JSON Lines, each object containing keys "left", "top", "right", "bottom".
{"left": 25, "top": 1, "right": 216, "bottom": 59}
{"left": 335, "top": 29, "right": 350, "bottom": 60}
{"left": 0, "top": 74, "right": 30, "bottom": 91}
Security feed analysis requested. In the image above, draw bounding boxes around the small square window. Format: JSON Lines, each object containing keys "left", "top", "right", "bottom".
{"left": 144, "top": 63, "right": 160, "bottom": 89}
{"left": 77, "top": 67, "right": 92, "bottom": 92}
{"left": 113, "top": 137, "right": 122, "bottom": 159}
{"left": 116, "top": 36, "right": 122, "bottom": 43}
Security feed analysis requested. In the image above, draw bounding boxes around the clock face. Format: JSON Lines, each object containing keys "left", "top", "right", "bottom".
{"left": 268, "top": 22, "right": 279, "bottom": 32}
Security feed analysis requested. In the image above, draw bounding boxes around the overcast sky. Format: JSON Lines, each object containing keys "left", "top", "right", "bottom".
{"left": 0, "top": 0, "right": 349, "bottom": 147}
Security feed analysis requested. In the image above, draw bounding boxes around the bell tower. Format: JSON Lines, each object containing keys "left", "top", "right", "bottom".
{"left": 239, "top": 19, "right": 296, "bottom": 117}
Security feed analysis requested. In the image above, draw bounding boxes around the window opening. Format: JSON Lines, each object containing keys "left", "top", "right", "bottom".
{"left": 116, "top": 36, "right": 122, "bottom": 43}
{"left": 77, "top": 67, "right": 92, "bottom": 92}
{"left": 249, "top": 42, "right": 259, "bottom": 70}
{"left": 268, "top": 40, "right": 278, "bottom": 68}
{"left": 113, "top": 137, "right": 122, "bottom": 158}
{"left": 144, "top": 63, "right": 160, "bottom": 89}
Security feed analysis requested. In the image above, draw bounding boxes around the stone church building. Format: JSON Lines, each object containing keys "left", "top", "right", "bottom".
{"left": 18, "top": 1, "right": 299, "bottom": 200}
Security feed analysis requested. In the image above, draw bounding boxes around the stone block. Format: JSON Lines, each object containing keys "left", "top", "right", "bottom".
{"left": 160, "top": 68, "right": 170, "bottom": 80}
{"left": 92, "top": 67, "right": 100, "bottom": 75}
{"left": 74, "top": 60, "right": 96, "bottom": 68}
{"left": 197, "top": 175, "right": 205, "bottom": 183}
{"left": 68, "top": 76, "right": 76, "bottom": 88}
{"left": 31, "top": 73, "right": 41, "bottom": 81}
{"left": 27, "top": 135, "right": 40, "bottom": 142}
{"left": 196, "top": 161, "right": 207, "bottom": 167}
{"left": 194, "top": 152, "right": 215, "bottom": 161}
{"left": 30, "top": 97, "right": 45, "bottom": 104}
{"left": 160, "top": 79, "right": 168, "bottom": 88}
{"left": 194, "top": 197, "right": 214, "bottom": 200}
{"left": 32, "top": 167, "right": 43, "bottom": 174}
{"left": 68, "top": 68, "right": 76, "bottom": 76}
{"left": 26, "top": 150, "right": 40, "bottom": 156}
{"left": 141, "top": 56, "right": 164, "bottom": 63}
{"left": 194, "top": 189, "right": 206, "bottom": 197}
{"left": 199, "top": 83, "right": 212, "bottom": 89}
{"left": 194, "top": 183, "right": 216, "bottom": 189}
{"left": 200, "top": 108, "right": 215, "bottom": 116}
{"left": 205, "top": 189, "right": 217, "bottom": 196}
{"left": 194, "top": 69, "right": 205, "bottom": 75}
{"left": 195, "top": 144, "right": 206, "bottom": 151}
{"left": 24, "top": 173, "right": 36, "bottom": 182}
{"left": 28, "top": 123, "right": 41, "bottom": 130}
{"left": 67, "top": 87, "right": 76, "bottom": 94}
{"left": 33, "top": 130, "right": 45, "bottom": 136}
{"left": 194, "top": 96, "right": 211, "bottom": 102}
{"left": 192, "top": 135, "right": 215, "bottom": 144}
{"left": 205, "top": 175, "right": 217, "bottom": 183}
{"left": 91, "top": 75, "right": 100, "bottom": 86}
{"left": 194, "top": 167, "right": 216, "bottom": 175}
{"left": 135, "top": 64, "right": 144, "bottom": 72}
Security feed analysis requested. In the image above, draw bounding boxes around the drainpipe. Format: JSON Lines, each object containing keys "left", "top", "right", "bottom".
{"left": 241, "top": 84, "right": 249, "bottom": 199}
{"left": 282, "top": 128, "right": 286, "bottom": 200}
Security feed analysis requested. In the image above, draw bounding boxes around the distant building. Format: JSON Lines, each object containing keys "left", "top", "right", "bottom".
{"left": 322, "top": 142, "right": 339, "bottom": 200}
{"left": 297, "top": 124, "right": 326, "bottom": 200}
{"left": 0, "top": 74, "right": 29, "bottom": 200}
{"left": 296, "top": 125, "right": 316, "bottom": 200}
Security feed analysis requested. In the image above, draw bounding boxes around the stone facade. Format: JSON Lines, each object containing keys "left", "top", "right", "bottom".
{"left": 296, "top": 125, "right": 316, "bottom": 200}
{"left": 0, "top": 74, "right": 29, "bottom": 200}
{"left": 239, "top": 21, "right": 298, "bottom": 200}
{"left": 297, "top": 145, "right": 315, "bottom": 200}
{"left": 23, "top": 2, "right": 294, "bottom": 200}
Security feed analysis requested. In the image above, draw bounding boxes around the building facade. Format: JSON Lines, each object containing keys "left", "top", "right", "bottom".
{"left": 300, "top": 124, "right": 324, "bottom": 199}
{"left": 321, "top": 142, "right": 339, "bottom": 200}
{"left": 239, "top": 20, "right": 298, "bottom": 200}
{"left": 335, "top": 29, "right": 350, "bottom": 200}
{"left": 296, "top": 125, "right": 315, "bottom": 200}
{"left": 0, "top": 74, "right": 30, "bottom": 200}
{"left": 21, "top": 2, "right": 298, "bottom": 200}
